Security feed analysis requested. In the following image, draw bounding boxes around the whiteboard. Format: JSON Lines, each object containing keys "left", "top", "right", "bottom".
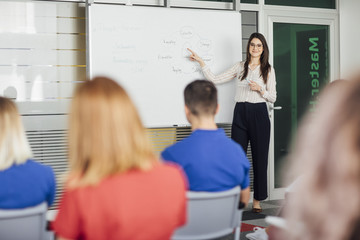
{"left": 89, "top": 5, "right": 241, "bottom": 127}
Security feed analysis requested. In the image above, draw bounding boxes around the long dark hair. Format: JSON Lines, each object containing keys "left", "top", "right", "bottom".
{"left": 241, "top": 32, "right": 271, "bottom": 84}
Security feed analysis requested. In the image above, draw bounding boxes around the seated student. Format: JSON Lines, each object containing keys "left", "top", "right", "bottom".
{"left": 0, "top": 97, "right": 56, "bottom": 209}
{"left": 273, "top": 77, "right": 360, "bottom": 240}
{"left": 53, "top": 77, "right": 187, "bottom": 240}
{"left": 161, "top": 80, "right": 250, "bottom": 205}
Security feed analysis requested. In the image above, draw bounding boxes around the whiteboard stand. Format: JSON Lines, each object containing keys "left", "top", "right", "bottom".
{"left": 164, "top": 0, "right": 170, "bottom": 8}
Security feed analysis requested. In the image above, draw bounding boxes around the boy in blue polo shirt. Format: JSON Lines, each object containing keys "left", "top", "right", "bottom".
{"left": 161, "top": 80, "right": 250, "bottom": 205}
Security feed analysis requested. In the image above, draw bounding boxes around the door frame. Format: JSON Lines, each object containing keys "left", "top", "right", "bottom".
{"left": 262, "top": 8, "right": 339, "bottom": 200}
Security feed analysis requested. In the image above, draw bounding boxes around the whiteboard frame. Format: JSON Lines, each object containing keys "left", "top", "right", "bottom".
{"left": 85, "top": 0, "right": 241, "bottom": 79}
{"left": 86, "top": 2, "right": 242, "bottom": 127}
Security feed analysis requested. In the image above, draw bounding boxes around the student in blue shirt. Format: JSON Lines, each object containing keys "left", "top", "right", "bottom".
{"left": 161, "top": 80, "right": 250, "bottom": 205}
{"left": 0, "top": 97, "right": 55, "bottom": 209}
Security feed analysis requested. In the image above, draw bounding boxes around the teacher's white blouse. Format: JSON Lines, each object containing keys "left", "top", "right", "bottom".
{"left": 202, "top": 61, "right": 277, "bottom": 104}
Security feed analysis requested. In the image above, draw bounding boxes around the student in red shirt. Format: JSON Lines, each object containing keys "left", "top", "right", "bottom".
{"left": 53, "top": 77, "right": 187, "bottom": 240}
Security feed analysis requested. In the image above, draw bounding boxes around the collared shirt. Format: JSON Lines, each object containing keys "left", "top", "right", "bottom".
{"left": 161, "top": 129, "right": 250, "bottom": 192}
{"left": 202, "top": 61, "right": 277, "bottom": 103}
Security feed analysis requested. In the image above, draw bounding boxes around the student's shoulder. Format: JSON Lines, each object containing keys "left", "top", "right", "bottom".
{"left": 163, "top": 136, "right": 194, "bottom": 153}
{"left": 161, "top": 142, "right": 179, "bottom": 157}
{"left": 25, "top": 159, "right": 43, "bottom": 167}
{"left": 226, "top": 138, "right": 247, "bottom": 155}
{"left": 26, "top": 159, "right": 55, "bottom": 176}
{"left": 221, "top": 136, "right": 239, "bottom": 147}
{"left": 226, "top": 141, "right": 250, "bottom": 167}
{"left": 161, "top": 141, "right": 188, "bottom": 164}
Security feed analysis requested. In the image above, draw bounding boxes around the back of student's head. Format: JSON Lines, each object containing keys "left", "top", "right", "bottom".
{"left": 282, "top": 76, "right": 360, "bottom": 240}
{"left": 184, "top": 80, "right": 217, "bottom": 117}
{"left": 68, "top": 76, "right": 156, "bottom": 187}
{"left": 0, "top": 97, "right": 32, "bottom": 170}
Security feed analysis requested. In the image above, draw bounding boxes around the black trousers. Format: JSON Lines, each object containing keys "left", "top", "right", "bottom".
{"left": 231, "top": 102, "right": 270, "bottom": 201}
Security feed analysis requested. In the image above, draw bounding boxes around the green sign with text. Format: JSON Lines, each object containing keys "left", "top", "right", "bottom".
{"left": 296, "top": 29, "right": 329, "bottom": 117}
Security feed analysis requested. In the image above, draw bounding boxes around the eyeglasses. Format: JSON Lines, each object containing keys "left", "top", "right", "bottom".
{"left": 250, "top": 43, "right": 263, "bottom": 49}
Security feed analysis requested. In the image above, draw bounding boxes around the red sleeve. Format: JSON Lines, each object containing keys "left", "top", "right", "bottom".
{"left": 52, "top": 189, "right": 82, "bottom": 239}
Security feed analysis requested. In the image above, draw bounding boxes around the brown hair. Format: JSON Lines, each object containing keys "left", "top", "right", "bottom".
{"left": 67, "top": 77, "right": 156, "bottom": 187}
{"left": 184, "top": 80, "right": 218, "bottom": 117}
{"left": 241, "top": 32, "right": 271, "bottom": 84}
{"left": 282, "top": 78, "right": 360, "bottom": 240}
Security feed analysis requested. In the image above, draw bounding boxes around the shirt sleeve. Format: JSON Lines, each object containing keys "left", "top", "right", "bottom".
{"left": 53, "top": 189, "right": 82, "bottom": 239}
{"left": 161, "top": 148, "right": 176, "bottom": 163}
{"left": 239, "top": 149, "right": 250, "bottom": 189}
{"left": 240, "top": 164, "right": 250, "bottom": 190}
{"left": 201, "top": 62, "right": 241, "bottom": 84}
{"left": 46, "top": 167, "right": 56, "bottom": 207}
{"left": 262, "top": 67, "right": 277, "bottom": 103}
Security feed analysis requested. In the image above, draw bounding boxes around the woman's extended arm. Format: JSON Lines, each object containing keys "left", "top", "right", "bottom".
{"left": 188, "top": 48, "right": 205, "bottom": 67}
{"left": 202, "top": 63, "right": 241, "bottom": 84}
{"left": 188, "top": 48, "right": 240, "bottom": 84}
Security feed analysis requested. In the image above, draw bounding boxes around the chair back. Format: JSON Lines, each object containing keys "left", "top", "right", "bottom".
{"left": 0, "top": 202, "right": 47, "bottom": 240}
{"left": 172, "top": 186, "right": 242, "bottom": 240}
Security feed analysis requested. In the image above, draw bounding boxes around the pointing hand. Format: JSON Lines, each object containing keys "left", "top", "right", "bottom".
{"left": 187, "top": 48, "right": 205, "bottom": 67}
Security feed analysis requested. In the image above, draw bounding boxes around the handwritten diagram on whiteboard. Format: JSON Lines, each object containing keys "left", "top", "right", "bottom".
{"left": 89, "top": 5, "right": 242, "bottom": 127}
{"left": 159, "top": 26, "right": 214, "bottom": 75}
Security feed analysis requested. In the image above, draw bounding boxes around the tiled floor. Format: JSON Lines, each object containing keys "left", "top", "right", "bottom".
{"left": 215, "top": 199, "right": 284, "bottom": 240}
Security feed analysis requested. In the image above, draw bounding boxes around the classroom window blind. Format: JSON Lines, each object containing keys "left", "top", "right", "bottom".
{"left": 0, "top": 0, "right": 86, "bottom": 209}
{"left": 0, "top": 1, "right": 86, "bottom": 106}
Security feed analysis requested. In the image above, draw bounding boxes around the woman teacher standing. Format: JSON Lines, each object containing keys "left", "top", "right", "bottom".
{"left": 188, "top": 32, "right": 276, "bottom": 212}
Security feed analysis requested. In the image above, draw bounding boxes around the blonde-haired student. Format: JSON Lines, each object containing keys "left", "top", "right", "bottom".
{"left": 0, "top": 97, "right": 55, "bottom": 209}
{"left": 53, "top": 77, "right": 187, "bottom": 240}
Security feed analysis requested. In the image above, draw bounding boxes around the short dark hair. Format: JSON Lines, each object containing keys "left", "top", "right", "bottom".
{"left": 184, "top": 80, "right": 218, "bottom": 116}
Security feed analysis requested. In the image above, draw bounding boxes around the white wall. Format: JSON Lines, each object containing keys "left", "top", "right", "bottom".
{"left": 339, "top": 0, "right": 360, "bottom": 78}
